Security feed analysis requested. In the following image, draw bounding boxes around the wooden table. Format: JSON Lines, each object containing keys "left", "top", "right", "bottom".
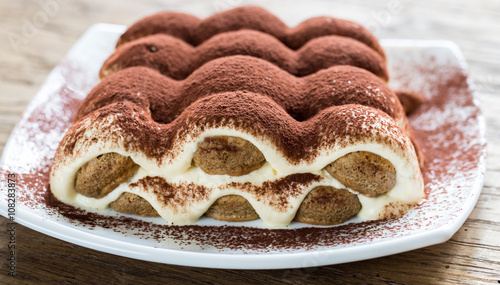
{"left": 1, "top": 0, "right": 499, "bottom": 283}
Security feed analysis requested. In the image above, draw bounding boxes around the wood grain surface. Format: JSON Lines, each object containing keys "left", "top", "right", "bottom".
{"left": 1, "top": 0, "right": 499, "bottom": 284}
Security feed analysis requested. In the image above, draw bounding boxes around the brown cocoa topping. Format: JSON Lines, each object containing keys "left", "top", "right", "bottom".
{"left": 102, "top": 31, "right": 388, "bottom": 81}
{"left": 77, "top": 56, "right": 403, "bottom": 125}
{"left": 130, "top": 176, "right": 212, "bottom": 213}
{"left": 117, "top": 6, "right": 386, "bottom": 59}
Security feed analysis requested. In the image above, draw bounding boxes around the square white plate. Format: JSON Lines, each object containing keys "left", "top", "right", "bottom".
{"left": 0, "top": 24, "right": 486, "bottom": 269}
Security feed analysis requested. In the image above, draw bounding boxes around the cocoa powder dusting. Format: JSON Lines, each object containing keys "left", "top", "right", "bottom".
{"left": 41, "top": 188, "right": 391, "bottom": 251}
{"left": 117, "top": 6, "right": 386, "bottom": 59}
{"left": 130, "top": 176, "right": 211, "bottom": 212}
{"left": 102, "top": 31, "right": 388, "bottom": 80}
{"left": 78, "top": 56, "right": 401, "bottom": 124}
{"left": 226, "top": 173, "right": 323, "bottom": 211}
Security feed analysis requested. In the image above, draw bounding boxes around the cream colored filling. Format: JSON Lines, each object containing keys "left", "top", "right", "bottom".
{"left": 50, "top": 118, "right": 424, "bottom": 227}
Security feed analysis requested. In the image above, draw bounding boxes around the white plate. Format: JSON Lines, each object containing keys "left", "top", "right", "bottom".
{"left": 0, "top": 24, "right": 486, "bottom": 269}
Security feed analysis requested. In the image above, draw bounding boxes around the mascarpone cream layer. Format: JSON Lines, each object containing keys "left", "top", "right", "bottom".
{"left": 50, "top": 114, "right": 424, "bottom": 226}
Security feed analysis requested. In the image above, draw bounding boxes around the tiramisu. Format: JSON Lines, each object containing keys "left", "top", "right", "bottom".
{"left": 50, "top": 6, "right": 424, "bottom": 226}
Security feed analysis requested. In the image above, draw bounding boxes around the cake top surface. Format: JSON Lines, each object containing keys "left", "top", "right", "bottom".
{"left": 100, "top": 30, "right": 388, "bottom": 81}
{"left": 116, "top": 6, "right": 386, "bottom": 59}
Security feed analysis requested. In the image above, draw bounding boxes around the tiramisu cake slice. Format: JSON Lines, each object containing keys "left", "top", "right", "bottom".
{"left": 50, "top": 6, "right": 424, "bottom": 226}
